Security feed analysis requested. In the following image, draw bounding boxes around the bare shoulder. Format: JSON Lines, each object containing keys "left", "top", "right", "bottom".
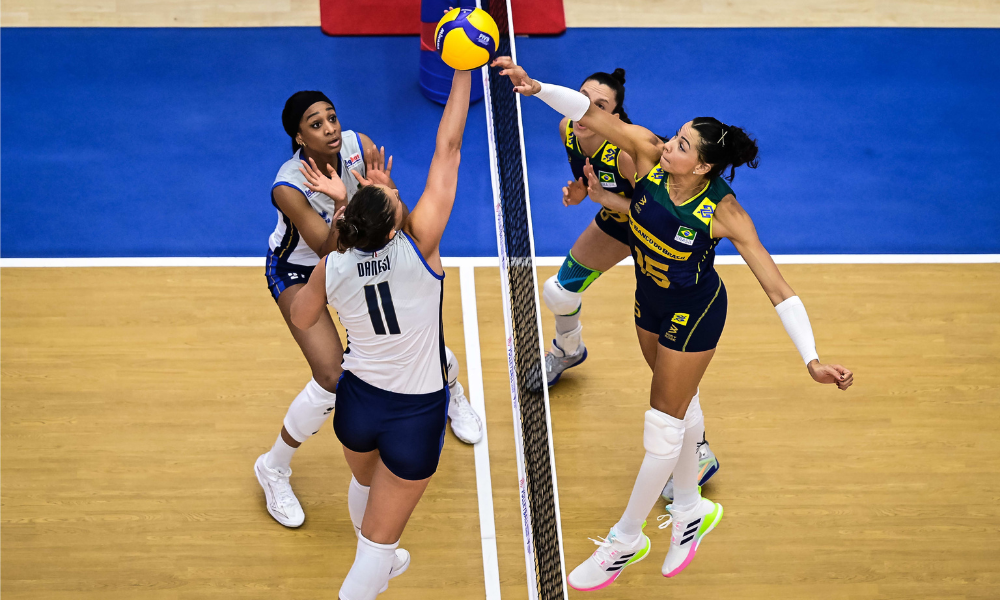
{"left": 559, "top": 116, "right": 569, "bottom": 142}
{"left": 357, "top": 132, "right": 375, "bottom": 152}
{"left": 713, "top": 194, "right": 755, "bottom": 240}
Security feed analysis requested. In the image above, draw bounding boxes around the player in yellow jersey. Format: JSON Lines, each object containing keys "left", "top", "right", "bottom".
{"left": 494, "top": 56, "right": 854, "bottom": 589}
{"left": 545, "top": 68, "right": 722, "bottom": 499}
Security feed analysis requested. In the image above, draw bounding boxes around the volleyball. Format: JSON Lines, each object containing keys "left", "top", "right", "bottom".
{"left": 434, "top": 7, "right": 499, "bottom": 71}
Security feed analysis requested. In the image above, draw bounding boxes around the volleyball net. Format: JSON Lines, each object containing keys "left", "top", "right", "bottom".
{"left": 479, "top": 1, "right": 568, "bottom": 598}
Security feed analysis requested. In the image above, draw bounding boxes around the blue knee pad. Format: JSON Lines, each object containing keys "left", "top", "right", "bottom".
{"left": 556, "top": 251, "right": 603, "bottom": 294}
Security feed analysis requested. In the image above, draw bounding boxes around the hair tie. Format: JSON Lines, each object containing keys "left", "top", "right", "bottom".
{"left": 718, "top": 128, "right": 728, "bottom": 146}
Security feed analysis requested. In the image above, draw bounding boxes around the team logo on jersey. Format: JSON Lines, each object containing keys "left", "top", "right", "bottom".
{"left": 693, "top": 199, "right": 717, "bottom": 226}
{"left": 344, "top": 152, "right": 363, "bottom": 171}
{"left": 674, "top": 226, "right": 697, "bottom": 246}
{"left": 601, "top": 145, "right": 617, "bottom": 166}
{"left": 598, "top": 171, "right": 616, "bottom": 188}
{"left": 671, "top": 312, "right": 690, "bottom": 326}
{"left": 648, "top": 166, "right": 665, "bottom": 184}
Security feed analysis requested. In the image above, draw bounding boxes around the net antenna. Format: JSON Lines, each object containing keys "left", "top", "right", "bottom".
{"left": 477, "top": 1, "right": 569, "bottom": 598}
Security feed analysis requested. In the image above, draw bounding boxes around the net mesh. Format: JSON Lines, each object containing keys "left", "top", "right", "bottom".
{"left": 482, "top": 1, "right": 565, "bottom": 598}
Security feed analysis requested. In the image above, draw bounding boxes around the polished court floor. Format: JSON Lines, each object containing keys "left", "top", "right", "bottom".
{"left": 3, "top": 263, "right": 999, "bottom": 598}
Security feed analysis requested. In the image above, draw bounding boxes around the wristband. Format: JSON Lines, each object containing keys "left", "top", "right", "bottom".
{"left": 775, "top": 296, "right": 820, "bottom": 366}
{"left": 535, "top": 81, "right": 590, "bottom": 121}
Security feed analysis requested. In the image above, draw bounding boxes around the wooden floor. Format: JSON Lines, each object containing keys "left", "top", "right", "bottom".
{"left": 3, "top": 0, "right": 998, "bottom": 27}
{"left": 3, "top": 264, "right": 999, "bottom": 598}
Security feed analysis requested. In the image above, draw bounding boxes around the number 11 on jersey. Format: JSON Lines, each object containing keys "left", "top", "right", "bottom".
{"left": 363, "top": 282, "right": 401, "bottom": 335}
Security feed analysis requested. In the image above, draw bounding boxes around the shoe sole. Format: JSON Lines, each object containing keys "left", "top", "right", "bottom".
{"left": 663, "top": 503, "right": 723, "bottom": 578}
{"left": 567, "top": 534, "right": 650, "bottom": 592}
{"left": 547, "top": 347, "right": 588, "bottom": 388}
{"left": 254, "top": 456, "right": 303, "bottom": 528}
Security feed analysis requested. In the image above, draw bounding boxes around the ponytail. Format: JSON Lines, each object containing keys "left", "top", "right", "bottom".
{"left": 583, "top": 68, "right": 631, "bottom": 124}
{"left": 690, "top": 117, "right": 759, "bottom": 182}
{"left": 336, "top": 186, "right": 396, "bottom": 253}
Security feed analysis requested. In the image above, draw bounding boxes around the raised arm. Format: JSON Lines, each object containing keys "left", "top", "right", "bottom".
{"left": 713, "top": 196, "right": 854, "bottom": 390}
{"left": 403, "top": 70, "right": 472, "bottom": 269}
{"left": 492, "top": 57, "right": 662, "bottom": 173}
{"left": 289, "top": 254, "right": 329, "bottom": 330}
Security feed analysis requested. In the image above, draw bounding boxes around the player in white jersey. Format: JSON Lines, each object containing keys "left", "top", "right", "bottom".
{"left": 289, "top": 69, "right": 471, "bottom": 600}
{"left": 254, "top": 91, "right": 482, "bottom": 530}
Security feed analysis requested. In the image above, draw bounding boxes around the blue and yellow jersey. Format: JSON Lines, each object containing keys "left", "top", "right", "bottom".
{"left": 629, "top": 164, "right": 734, "bottom": 292}
{"left": 565, "top": 120, "right": 634, "bottom": 223}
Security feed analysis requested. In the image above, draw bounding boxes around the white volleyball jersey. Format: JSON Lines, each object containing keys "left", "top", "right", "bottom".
{"left": 268, "top": 131, "right": 366, "bottom": 266}
{"left": 326, "top": 233, "right": 446, "bottom": 395}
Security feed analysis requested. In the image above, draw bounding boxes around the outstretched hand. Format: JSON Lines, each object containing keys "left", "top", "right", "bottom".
{"left": 299, "top": 157, "right": 347, "bottom": 203}
{"left": 808, "top": 361, "right": 854, "bottom": 390}
{"left": 562, "top": 177, "right": 587, "bottom": 206}
{"left": 491, "top": 57, "right": 541, "bottom": 96}
{"left": 362, "top": 145, "right": 394, "bottom": 187}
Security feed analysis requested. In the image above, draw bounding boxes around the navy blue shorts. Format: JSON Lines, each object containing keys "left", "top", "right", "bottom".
{"left": 634, "top": 272, "right": 728, "bottom": 353}
{"left": 593, "top": 207, "right": 631, "bottom": 246}
{"left": 333, "top": 371, "right": 450, "bottom": 481}
{"left": 265, "top": 249, "right": 315, "bottom": 302}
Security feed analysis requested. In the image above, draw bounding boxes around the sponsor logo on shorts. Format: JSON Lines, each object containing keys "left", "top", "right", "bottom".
{"left": 599, "top": 171, "right": 616, "bottom": 188}
{"left": 668, "top": 324, "right": 679, "bottom": 335}
{"left": 672, "top": 313, "right": 690, "bottom": 326}
{"left": 675, "top": 226, "right": 697, "bottom": 246}
{"left": 664, "top": 333, "right": 677, "bottom": 342}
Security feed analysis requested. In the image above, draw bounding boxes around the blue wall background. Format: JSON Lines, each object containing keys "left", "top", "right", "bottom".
{"left": 2, "top": 27, "right": 998, "bottom": 258}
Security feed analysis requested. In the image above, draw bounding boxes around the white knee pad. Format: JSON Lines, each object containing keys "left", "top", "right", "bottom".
{"left": 283, "top": 378, "right": 337, "bottom": 443}
{"left": 543, "top": 276, "right": 582, "bottom": 316}
{"left": 643, "top": 408, "right": 685, "bottom": 460}
{"left": 445, "top": 346, "right": 459, "bottom": 386}
{"left": 683, "top": 391, "right": 704, "bottom": 429}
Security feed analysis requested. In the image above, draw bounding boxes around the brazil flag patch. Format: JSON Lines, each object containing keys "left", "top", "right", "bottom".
{"left": 674, "top": 226, "right": 697, "bottom": 246}
{"left": 599, "top": 171, "right": 615, "bottom": 188}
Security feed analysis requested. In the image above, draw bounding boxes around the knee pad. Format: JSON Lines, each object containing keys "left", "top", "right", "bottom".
{"left": 445, "top": 346, "right": 459, "bottom": 386}
{"left": 556, "top": 252, "right": 603, "bottom": 293}
{"left": 283, "top": 378, "right": 337, "bottom": 443}
{"left": 543, "top": 276, "right": 582, "bottom": 316}
{"left": 683, "top": 391, "right": 704, "bottom": 429}
{"left": 643, "top": 408, "right": 685, "bottom": 460}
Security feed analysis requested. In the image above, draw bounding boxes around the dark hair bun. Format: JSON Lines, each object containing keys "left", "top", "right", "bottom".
{"left": 336, "top": 186, "right": 397, "bottom": 253}
{"left": 611, "top": 68, "right": 626, "bottom": 84}
{"left": 690, "top": 117, "right": 760, "bottom": 182}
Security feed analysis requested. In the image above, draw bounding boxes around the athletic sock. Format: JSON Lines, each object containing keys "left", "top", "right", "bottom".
{"left": 615, "top": 409, "right": 685, "bottom": 537}
{"left": 338, "top": 533, "right": 399, "bottom": 600}
{"left": 265, "top": 434, "right": 296, "bottom": 472}
{"left": 671, "top": 393, "right": 705, "bottom": 511}
{"left": 348, "top": 476, "right": 370, "bottom": 533}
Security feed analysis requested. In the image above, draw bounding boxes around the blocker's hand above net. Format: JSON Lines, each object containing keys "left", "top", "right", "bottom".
{"left": 363, "top": 145, "right": 394, "bottom": 188}
{"left": 492, "top": 57, "right": 541, "bottom": 96}
{"left": 299, "top": 157, "right": 347, "bottom": 204}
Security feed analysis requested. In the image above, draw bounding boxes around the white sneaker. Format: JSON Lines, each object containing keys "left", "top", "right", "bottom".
{"left": 659, "top": 498, "right": 723, "bottom": 577}
{"left": 545, "top": 340, "right": 588, "bottom": 387}
{"left": 566, "top": 526, "right": 650, "bottom": 591}
{"left": 379, "top": 548, "right": 411, "bottom": 593}
{"left": 448, "top": 381, "right": 483, "bottom": 444}
{"left": 254, "top": 453, "right": 305, "bottom": 528}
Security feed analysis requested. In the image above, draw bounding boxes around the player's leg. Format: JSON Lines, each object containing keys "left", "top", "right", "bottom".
{"left": 340, "top": 449, "right": 416, "bottom": 600}
{"left": 255, "top": 282, "right": 344, "bottom": 527}
{"left": 544, "top": 221, "right": 630, "bottom": 386}
{"left": 445, "top": 346, "right": 483, "bottom": 444}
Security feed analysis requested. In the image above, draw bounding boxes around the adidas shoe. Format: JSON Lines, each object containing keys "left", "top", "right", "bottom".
{"left": 379, "top": 548, "right": 411, "bottom": 593}
{"left": 659, "top": 498, "right": 723, "bottom": 577}
{"left": 545, "top": 340, "right": 588, "bottom": 387}
{"left": 448, "top": 381, "right": 483, "bottom": 444}
{"left": 661, "top": 436, "right": 719, "bottom": 501}
{"left": 254, "top": 453, "right": 305, "bottom": 528}
{"left": 567, "top": 526, "right": 650, "bottom": 591}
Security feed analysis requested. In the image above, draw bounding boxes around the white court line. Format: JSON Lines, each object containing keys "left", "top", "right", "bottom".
{"left": 1, "top": 254, "right": 998, "bottom": 268}
{"left": 459, "top": 265, "right": 502, "bottom": 600}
